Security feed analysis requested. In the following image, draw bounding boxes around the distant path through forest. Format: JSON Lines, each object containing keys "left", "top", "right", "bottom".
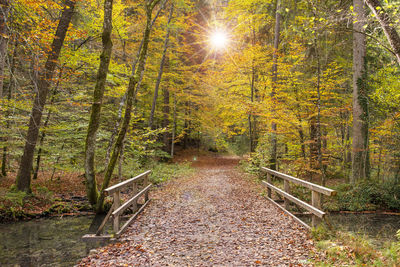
{"left": 78, "top": 155, "right": 317, "bottom": 266}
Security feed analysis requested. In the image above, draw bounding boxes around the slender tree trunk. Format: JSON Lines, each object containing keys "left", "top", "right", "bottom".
{"left": 1, "top": 38, "right": 16, "bottom": 177}
{"left": 105, "top": 94, "right": 125, "bottom": 167}
{"left": 352, "top": 0, "right": 369, "bottom": 184}
{"left": 364, "top": 0, "right": 400, "bottom": 65}
{"left": 249, "top": 66, "right": 254, "bottom": 152}
{"left": 33, "top": 68, "right": 63, "bottom": 180}
{"left": 270, "top": 0, "right": 281, "bottom": 170}
{"left": 171, "top": 94, "right": 176, "bottom": 157}
{"left": 149, "top": 5, "right": 173, "bottom": 129}
{"left": 315, "top": 40, "right": 326, "bottom": 186}
{"left": 309, "top": 116, "right": 318, "bottom": 181}
{"left": 162, "top": 83, "right": 170, "bottom": 154}
{"left": 16, "top": 0, "right": 75, "bottom": 193}
{"left": 0, "top": 0, "right": 9, "bottom": 98}
{"left": 96, "top": 0, "right": 161, "bottom": 213}
{"left": 118, "top": 141, "right": 124, "bottom": 181}
{"left": 84, "top": 0, "right": 113, "bottom": 205}
{"left": 298, "top": 125, "right": 306, "bottom": 160}
{"left": 104, "top": 0, "right": 166, "bottom": 164}
{"left": 50, "top": 143, "right": 64, "bottom": 181}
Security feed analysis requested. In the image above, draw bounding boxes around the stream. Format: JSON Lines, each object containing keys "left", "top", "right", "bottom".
{"left": 0, "top": 215, "right": 114, "bottom": 267}
{"left": 0, "top": 213, "right": 399, "bottom": 266}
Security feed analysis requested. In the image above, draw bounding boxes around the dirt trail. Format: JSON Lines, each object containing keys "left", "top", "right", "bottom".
{"left": 78, "top": 155, "right": 316, "bottom": 266}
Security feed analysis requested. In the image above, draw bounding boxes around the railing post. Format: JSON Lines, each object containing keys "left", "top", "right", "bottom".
{"left": 311, "top": 191, "right": 321, "bottom": 227}
{"left": 267, "top": 173, "right": 272, "bottom": 198}
{"left": 113, "top": 191, "right": 120, "bottom": 233}
{"left": 132, "top": 181, "right": 138, "bottom": 212}
{"left": 284, "top": 180, "right": 290, "bottom": 210}
{"left": 144, "top": 173, "right": 149, "bottom": 202}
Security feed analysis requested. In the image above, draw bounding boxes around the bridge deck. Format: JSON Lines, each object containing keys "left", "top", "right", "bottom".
{"left": 78, "top": 156, "right": 316, "bottom": 266}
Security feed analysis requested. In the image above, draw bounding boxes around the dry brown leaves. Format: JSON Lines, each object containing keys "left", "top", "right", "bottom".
{"left": 77, "top": 155, "right": 317, "bottom": 266}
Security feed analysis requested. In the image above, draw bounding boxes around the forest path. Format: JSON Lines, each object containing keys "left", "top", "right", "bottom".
{"left": 78, "top": 155, "right": 317, "bottom": 266}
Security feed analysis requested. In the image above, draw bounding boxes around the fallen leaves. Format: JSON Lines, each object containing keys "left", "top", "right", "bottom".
{"left": 77, "top": 155, "right": 316, "bottom": 266}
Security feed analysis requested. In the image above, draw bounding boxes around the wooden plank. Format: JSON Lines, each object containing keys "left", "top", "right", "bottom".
{"left": 262, "top": 181, "right": 325, "bottom": 218}
{"left": 112, "top": 184, "right": 152, "bottom": 217}
{"left": 115, "top": 199, "right": 150, "bottom": 237}
{"left": 113, "top": 191, "right": 120, "bottom": 233}
{"left": 266, "top": 196, "right": 311, "bottom": 230}
{"left": 261, "top": 167, "right": 336, "bottom": 196}
{"left": 267, "top": 173, "right": 272, "bottom": 198}
{"left": 144, "top": 173, "right": 149, "bottom": 202}
{"left": 82, "top": 234, "right": 112, "bottom": 242}
{"left": 96, "top": 204, "right": 114, "bottom": 235}
{"left": 284, "top": 180, "right": 290, "bottom": 210}
{"left": 312, "top": 191, "right": 322, "bottom": 227}
{"left": 105, "top": 170, "right": 151, "bottom": 194}
{"left": 132, "top": 181, "right": 138, "bottom": 212}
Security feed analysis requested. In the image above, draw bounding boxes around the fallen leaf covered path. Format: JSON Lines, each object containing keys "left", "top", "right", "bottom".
{"left": 78, "top": 155, "right": 316, "bottom": 266}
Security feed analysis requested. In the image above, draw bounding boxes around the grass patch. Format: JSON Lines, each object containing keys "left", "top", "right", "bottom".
{"left": 312, "top": 226, "right": 400, "bottom": 266}
{"left": 149, "top": 161, "right": 194, "bottom": 184}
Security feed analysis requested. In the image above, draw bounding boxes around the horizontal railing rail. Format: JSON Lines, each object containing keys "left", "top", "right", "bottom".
{"left": 261, "top": 167, "right": 336, "bottom": 229}
{"left": 83, "top": 170, "right": 152, "bottom": 241}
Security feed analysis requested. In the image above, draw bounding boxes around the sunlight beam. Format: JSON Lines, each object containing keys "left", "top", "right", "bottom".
{"left": 209, "top": 29, "right": 229, "bottom": 50}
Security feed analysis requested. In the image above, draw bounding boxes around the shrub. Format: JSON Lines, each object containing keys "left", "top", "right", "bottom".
{"left": 332, "top": 180, "right": 400, "bottom": 212}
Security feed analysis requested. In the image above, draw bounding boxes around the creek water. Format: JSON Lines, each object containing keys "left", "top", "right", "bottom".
{"left": 0, "top": 215, "right": 114, "bottom": 267}
{"left": 299, "top": 213, "right": 400, "bottom": 245}
{"left": 0, "top": 213, "right": 399, "bottom": 266}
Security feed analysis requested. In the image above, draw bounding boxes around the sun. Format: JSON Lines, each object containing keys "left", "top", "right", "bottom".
{"left": 209, "top": 29, "right": 229, "bottom": 50}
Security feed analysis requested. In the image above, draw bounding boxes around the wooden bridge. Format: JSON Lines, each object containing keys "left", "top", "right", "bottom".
{"left": 79, "top": 156, "right": 336, "bottom": 265}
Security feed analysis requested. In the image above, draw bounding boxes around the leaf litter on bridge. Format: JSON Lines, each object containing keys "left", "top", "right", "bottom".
{"left": 77, "top": 155, "right": 318, "bottom": 266}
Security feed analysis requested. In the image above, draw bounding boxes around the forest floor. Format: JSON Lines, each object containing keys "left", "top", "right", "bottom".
{"left": 0, "top": 170, "right": 91, "bottom": 222}
{"left": 78, "top": 154, "right": 319, "bottom": 266}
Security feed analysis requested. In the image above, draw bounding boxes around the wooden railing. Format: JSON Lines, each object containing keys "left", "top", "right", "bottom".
{"left": 82, "top": 170, "right": 152, "bottom": 241}
{"left": 260, "top": 167, "right": 336, "bottom": 229}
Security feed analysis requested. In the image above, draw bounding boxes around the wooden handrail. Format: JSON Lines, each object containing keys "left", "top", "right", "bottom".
{"left": 260, "top": 167, "right": 336, "bottom": 228}
{"left": 82, "top": 170, "right": 153, "bottom": 242}
{"left": 112, "top": 184, "right": 152, "bottom": 217}
{"left": 262, "top": 181, "right": 325, "bottom": 218}
{"left": 105, "top": 170, "right": 151, "bottom": 194}
{"left": 261, "top": 167, "right": 336, "bottom": 196}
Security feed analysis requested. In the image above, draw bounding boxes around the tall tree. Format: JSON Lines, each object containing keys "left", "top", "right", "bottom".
{"left": 0, "top": 0, "right": 9, "bottom": 99}
{"left": 149, "top": 4, "right": 173, "bottom": 129}
{"left": 270, "top": 0, "right": 281, "bottom": 170}
{"left": 351, "top": 0, "right": 369, "bottom": 183}
{"left": 15, "top": 0, "right": 75, "bottom": 193}
{"left": 96, "top": 0, "right": 161, "bottom": 212}
{"left": 84, "top": 0, "right": 114, "bottom": 206}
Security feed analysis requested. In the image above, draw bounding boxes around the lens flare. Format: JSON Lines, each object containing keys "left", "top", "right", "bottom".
{"left": 209, "top": 30, "right": 229, "bottom": 50}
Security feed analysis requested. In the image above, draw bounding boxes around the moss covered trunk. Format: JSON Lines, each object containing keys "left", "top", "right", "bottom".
{"left": 84, "top": 0, "right": 114, "bottom": 206}
{"left": 16, "top": 0, "right": 75, "bottom": 193}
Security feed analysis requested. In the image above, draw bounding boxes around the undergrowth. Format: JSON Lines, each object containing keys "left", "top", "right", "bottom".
{"left": 148, "top": 161, "right": 194, "bottom": 184}
{"left": 312, "top": 225, "right": 400, "bottom": 266}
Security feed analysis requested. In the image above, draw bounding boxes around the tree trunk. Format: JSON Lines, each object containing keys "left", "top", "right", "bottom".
{"left": 270, "top": 0, "right": 281, "bottom": 170}
{"left": 84, "top": 0, "right": 113, "bottom": 205}
{"left": 0, "top": 0, "right": 9, "bottom": 98}
{"left": 171, "top": 94, "right": 177, "bottom": 157}
{"left": 33, "top": 68, "right": 63, "bottom": 180}
{"left": 96, "top": 0, "right": 160, "bottom": 213}
{"left": 162, "top": 83, "right": 170, "bottom": 154}
{"left": 1, "top": 38, "right": 16, "bottom": 177}
{"left": 149, "top": 5, "right": 173, "bottom": 129}
{"left": 351, "top": 0, "right": 369, "bottom": 184}
{"left": 365, "top": 0, "right": 400, "bottom": 65}
{"left": 248, "top": 68, "right": 254, "bottom": 152}
{"left": 104, "top": 0, "right": 165, "bottom": 168}
{"left": 16, "top": 0, "right": 75, "bottom": 193}
{"left": 315, "top": 39, "right": 326, "bottom": 186}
